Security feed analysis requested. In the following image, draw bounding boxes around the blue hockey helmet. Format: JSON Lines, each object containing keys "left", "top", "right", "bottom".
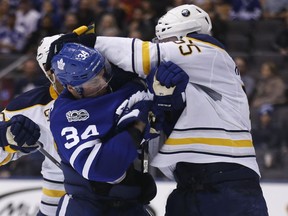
{"left": 51, "top": 43, "right": 105, "bottom": 87}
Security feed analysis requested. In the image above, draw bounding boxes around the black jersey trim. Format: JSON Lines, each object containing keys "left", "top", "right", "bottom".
{"left": 43, "top": 177, "right": 64, "bottom": 184}
{"left": 40, "top": 201, "right": 58, "bottom": 207}
{"left": 132, "top": 38, "right": 136, "bottom": 73}
{"left": 159, "top": 150, "right": 255, "bottom": 158}
{"left": 173, "top": 127, "right": 250, "bottom": 133}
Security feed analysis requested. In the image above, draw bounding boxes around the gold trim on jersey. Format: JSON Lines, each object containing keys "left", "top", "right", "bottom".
{"left": 142, "top": 42, "right": 150, "bottom": 75}
{"left": 4, "top": 146, "right": 17, "bottom": 153}
{"left": 0, "top": 153, "right": 13, "bottom": 166}
{"left": 49, "top": 85, "right": 58, "bottom": 100}
{"left": 42, "top": 188, "right": 66, "bottom": 197}
{"left": 54, "top": 142, "right": 58, "bottom": 151}
{"left": 165, "top": 137, "right": 253, "bottom": 147}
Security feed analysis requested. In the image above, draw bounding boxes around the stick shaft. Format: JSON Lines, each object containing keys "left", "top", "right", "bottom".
{"left": 37, "top": 141, "right": 62, "bottom": 169}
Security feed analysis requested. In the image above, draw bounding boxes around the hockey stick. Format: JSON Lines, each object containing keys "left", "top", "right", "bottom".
{"left": 141, "top": 139, "right": 149, "bottom": 173}
{"left": 140, "top": 111, "right": 159, "bottom": 173}
{"left": 36, "top": 141, "right": 62, "bottom": 169}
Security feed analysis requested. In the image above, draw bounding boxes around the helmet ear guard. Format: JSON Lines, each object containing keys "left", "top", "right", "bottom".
{"left": 155, "top": 4, "right": 212, "bottom": 41}
{"left": 156, "top": 19, "right": 202, "bottom": 40}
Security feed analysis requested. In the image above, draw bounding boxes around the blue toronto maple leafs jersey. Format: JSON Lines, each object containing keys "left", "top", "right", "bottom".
{"left": 50, "top": 81, "right": 145, "bottom": 185}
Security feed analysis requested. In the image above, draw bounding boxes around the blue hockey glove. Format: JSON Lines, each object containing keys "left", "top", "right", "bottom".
{"left": 115, "top": 91, "right": 161, "bottom": 140}
{"left": 0, "top": 121, "right": 10, "bottom": 148}
{"left": 156, "top": 61, "right": 188, "bottom": 88}
{"left": 147, "top": 61, "right": 189, "bottom": 111}
{"left": 116, "top": 91, "right": 153, "bottom": 129}
{"left": 117, "top": 102, "right": 161, "bottom": 141}
{"left": 0, "top": 115, "right": 40, "bottom": 153}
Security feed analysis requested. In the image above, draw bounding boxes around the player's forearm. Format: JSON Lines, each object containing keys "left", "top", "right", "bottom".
{"left": 95, "top": 37, "right": 135, "bottom": 73}
{"left": 95, "top": 131, "right": 139, "bottom": 180}
{"left": 68, "top": 132, "right": 139, "bottom": 183}
{"left": 95, "top": 36, "right": 160, "bottom": 77}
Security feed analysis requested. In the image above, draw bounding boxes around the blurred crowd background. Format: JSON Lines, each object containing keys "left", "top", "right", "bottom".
{"left": 0, "top": 0, "right": 288, "bottom": 181}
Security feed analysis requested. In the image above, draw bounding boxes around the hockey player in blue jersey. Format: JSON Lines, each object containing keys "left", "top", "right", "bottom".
{"left": 49, "top": 42, "right": 157, "bottom": 216}
{"left": 0, "top": 27, "right": 147, "bottom": 216}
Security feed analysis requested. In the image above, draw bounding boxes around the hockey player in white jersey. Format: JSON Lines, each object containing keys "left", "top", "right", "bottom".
{"left": 46, "top": 4, "right": 269, "bottom": 216}
{"left": 0, "top": 34, "right": 66, "bottom": 216}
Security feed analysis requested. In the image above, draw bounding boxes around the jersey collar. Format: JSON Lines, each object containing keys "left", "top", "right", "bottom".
{"left": 187, "top": 33, "right": 225, "bottom": 50}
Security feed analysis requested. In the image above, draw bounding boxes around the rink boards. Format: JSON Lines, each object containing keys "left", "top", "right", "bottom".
{"left": 0, "top": 179, "right": 286, "bottom": 216}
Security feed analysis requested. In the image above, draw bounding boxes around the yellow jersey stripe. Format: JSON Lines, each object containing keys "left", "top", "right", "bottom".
{"left": 49, "top": 85, "right": 58, "bottom": 100}
{"left": 4, "top": 146, "right": 17, "bottom": 153}
{"left": 0, "top": 154, "right": 13, "bottom": 166}
{"left": 142, "top": 42, "right": 150, "bottom": 75}
{"left": 42, "top": 188, "right": 66, "bottom": 197}
{"left": 165, "top": 137, "right": 253, "bottom": 147}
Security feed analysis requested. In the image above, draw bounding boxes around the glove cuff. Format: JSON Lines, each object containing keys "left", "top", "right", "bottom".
{"left": 4, "top": 145, "right": 18, "bottom": 153}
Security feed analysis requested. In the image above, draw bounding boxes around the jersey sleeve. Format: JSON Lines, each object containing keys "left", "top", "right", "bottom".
{"left": 80, "top": 131, "right": 138, "bottom": 183}
{"left": 52, "top": 124, "right": 138, "bottom": 183}
{"left": 96, "top": 36, "right": 243, "bottom": 98}
{"left": 95, "top": 37, "right": 162, "bottom": 77}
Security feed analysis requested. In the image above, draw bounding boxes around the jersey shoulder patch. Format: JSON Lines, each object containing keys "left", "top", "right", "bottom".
{"left": 6, "top": 86, "right": 53, "bottom": 111}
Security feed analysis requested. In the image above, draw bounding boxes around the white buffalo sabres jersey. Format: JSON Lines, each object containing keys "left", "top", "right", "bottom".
{"left": 0, "top": 85, "right": 65, "bottom": 215}
{"left": 95, "top": 34, "right": 259, "bottom": 179}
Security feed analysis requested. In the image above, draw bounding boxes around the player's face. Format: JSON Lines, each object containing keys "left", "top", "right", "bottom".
{"left": 81, "top": 69, "right": 111, "bottom": 98}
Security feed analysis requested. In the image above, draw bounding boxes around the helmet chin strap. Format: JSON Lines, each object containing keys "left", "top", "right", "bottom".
{"left": 46, "top": 73, "right": 61, "bottom": 95}
{"left": 104, "top": 70, "right": 113, "bottom": 93}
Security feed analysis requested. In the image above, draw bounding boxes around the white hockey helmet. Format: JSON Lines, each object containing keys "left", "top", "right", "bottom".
{"left": 155, "top": 4, "right": 212, "bottom": 40}
{"left": 36, "top": 34, "right": 63, "bottom": 73}
{"left": 36, "top": 34, "right": 63, "bottom": 93}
